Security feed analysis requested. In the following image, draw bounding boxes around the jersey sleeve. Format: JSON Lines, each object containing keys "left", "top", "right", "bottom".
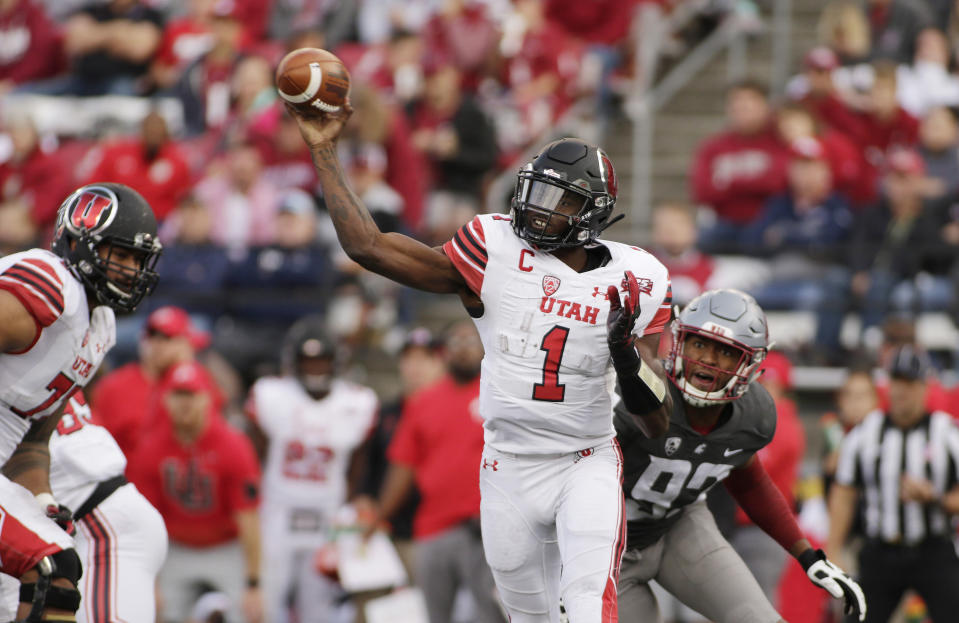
{"left": 643, "top": 280, "right": 673, "bottom": 335}
{"left": 441, "top": 216, "right": 487, "bottom": 296}
{"left": 247, "top": 379, "right": 279, "bottom": 437}
{"left": 0, "top": 257, "right": 66, "bottom": 332}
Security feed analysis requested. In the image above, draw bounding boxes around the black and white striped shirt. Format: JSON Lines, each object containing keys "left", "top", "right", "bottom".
{"left": 836, "top": 410, "right": 959, "bottom": 544}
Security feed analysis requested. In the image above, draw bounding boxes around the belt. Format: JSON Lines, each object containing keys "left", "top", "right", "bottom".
{"left": 73, "top": 475, "right": 127, "bottom": 521}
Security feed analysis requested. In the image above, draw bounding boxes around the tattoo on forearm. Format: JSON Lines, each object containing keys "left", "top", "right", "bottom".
{"left": 310, "top": 144, "right": 377, "bottom": 238}
{"left": 1, "top": 443, "right": 50, "bottom": 481}
{"left": 20, "top": 414, "right": 60, "bottom": 443}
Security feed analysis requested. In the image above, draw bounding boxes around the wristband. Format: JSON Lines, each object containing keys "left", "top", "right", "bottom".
{"left": 798, "top": 548, "right": 825, "bottom": 572}
{"left": 617, "top": 358, "right": 667, "bottom": 414}
{"left": 35, "top": 492, "right": 57, "bottom": 509}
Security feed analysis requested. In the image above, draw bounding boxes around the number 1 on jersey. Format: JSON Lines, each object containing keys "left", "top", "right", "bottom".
{"left": 533, "top": 326, "right": 570, "bottom": 402}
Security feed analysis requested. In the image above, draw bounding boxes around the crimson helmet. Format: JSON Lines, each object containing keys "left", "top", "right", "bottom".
{"left": 665, "top": 289, "right": 768, "bottom": 407}
{"left": 52, "top": 183, "right": 162, "bottom": 313}
{"left": 510, "top": 138, "right": 618, "bottom": 249}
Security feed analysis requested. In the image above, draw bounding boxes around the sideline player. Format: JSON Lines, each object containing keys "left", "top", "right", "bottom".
{"left": 247, "top": 317, "right": 377, "bottom": 623}
{"left": 0, "top": 391, "right": 169, "bottom": 622}
{"left": 0, "top": 182, "right": 161, "bottom": 621}
{"left": 615, "top": 289, "right": 866, "bottom": 622}
{"left": 288, "top": 100, "right": 672, "bottom": 622}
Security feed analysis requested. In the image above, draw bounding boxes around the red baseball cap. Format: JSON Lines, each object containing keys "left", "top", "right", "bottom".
{"left": 789, "top": 136, "right": 828, "bottom": 161}
{"left": 145, "top": 306, "right": 211, "bottom": 350}
{"left": 164, "top": 360, "right": 210, "bottom": 394}
{"left": 886, "top": 148, "right": 926, "bottom": 176}
{"left": 803, "top": 47, "right": 839, "bottom": 71}
{"left": 760, "top": 350, "right": 793, "bottom": 390}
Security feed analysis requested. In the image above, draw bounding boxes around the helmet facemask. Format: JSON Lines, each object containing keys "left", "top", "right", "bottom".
{"left": 511, "top": 167, "right": 607, "bottom": 250}
{"left": 509, "top": 139, "right": 617, "bottom": 250}
{"left": 666, "top": 325, "right": 767, "bottom": 408}
{"left": 52, "top": 184, "right": 162, "bottom": 314}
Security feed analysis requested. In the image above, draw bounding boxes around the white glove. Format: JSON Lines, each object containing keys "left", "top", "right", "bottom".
{"left": 798, "top": 548, "right": 866, "bottom": 622}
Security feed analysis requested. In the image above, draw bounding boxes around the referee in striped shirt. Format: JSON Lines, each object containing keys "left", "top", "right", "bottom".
{"left": 826, "top": 345, "right": 959, "bottom": 622}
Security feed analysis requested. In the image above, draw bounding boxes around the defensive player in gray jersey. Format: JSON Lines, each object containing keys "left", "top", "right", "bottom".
{"left": 612, "top": 289, "right": 867, "bottom": 623}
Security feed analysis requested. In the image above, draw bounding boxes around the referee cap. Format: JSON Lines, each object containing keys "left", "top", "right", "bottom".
{"left": 887, "top": 345, "right": 929, "bottom": 381}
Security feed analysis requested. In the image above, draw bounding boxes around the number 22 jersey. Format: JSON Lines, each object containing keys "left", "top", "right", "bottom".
{"left": 443, "top": 214, "right": 671, "bottom": 454}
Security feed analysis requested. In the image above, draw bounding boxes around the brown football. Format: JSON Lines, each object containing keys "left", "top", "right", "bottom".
{"left": 275, "top": 48, "right": 351, "bottom": 114}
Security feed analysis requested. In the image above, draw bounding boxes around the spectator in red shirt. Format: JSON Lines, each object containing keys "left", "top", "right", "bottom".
{"left": 546, "top": 0, "right": 640, "bottom": 131}
{"left": 421, "top": 0, "right": 499, "bottom": 93}
{"left": 85, "top": 111, "right": 191, "bottom": 222}
{"left": 91, "top": 306, "right": 212, "bottom": 460}
{"left": 0, "top": 116, "right": 74, "bottom": 247}
{"left": 342, "top": 84, "right": 427, "bottom": 232}
{"left": 150, "top": 0, "right": 218, "bottom": 91}
{"left": 175, "top": 2, "right": 246, "bottom": 135}
{"left": 690, "top": 79, "right": 789, "bottom": 253}
{"left": 813, "top": 60, "right": 920, "bottom": 204}
{"left": 409, "top": 60, "right": 498, "bottom": 244}
{"left": 128, "top": 360, "right": 263, "bottom": 623}
{"left": 731, "top": 350, "right": 806, "bottom": 608}
{"left": 0, "top": 0, "right": 65, "bottom": 92}
{"left": 359, "top": 320, "right": 506, "bottom": 623}
{"left": 495, "top": 0, "right": 582, "bottom": 155}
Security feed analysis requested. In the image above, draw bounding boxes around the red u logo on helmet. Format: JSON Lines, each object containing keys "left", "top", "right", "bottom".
{"left": 69, "top": 188, "right": 117, "bottom": 233}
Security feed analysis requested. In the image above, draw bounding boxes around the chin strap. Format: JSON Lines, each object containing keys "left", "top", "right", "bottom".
{"left": 599, "top": 213, "right": 625, "bottom": 234}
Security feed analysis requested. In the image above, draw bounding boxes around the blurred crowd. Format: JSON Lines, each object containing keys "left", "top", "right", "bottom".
{"left": 0, "top": 0, "right": 674, "bottom": 390}
{"left": 670, "top": 0, "right": 959, "bottom": 370}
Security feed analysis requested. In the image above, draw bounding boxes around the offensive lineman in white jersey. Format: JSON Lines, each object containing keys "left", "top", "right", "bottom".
{"left": 288, "top": 99, "right": 674, "bottom": 623}
{"left": 247, "top": 318, "right": 377, "bottom": 623}
{"left": 0, "top": 182, "right": 162, "bottom": 621}
{"left": 0, "top": 391, "right": 169, "bottom": 622}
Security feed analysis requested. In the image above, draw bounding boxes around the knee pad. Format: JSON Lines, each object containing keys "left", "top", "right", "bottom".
{"left": 19, "top": 549, "right": 82, "bottom": 621}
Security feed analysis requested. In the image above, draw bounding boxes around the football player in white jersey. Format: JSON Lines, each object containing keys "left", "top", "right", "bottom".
{"left": 287, "top": 103, "right": 673, "bottom": 623}
{"left": 0, "top": 391, "right": 169, "bottom": 623}
{"left": 247, "top": 317, "right": 377, "bottom": 623}
{"left": 0, "top": 182, "right": 161, "bottom": 621}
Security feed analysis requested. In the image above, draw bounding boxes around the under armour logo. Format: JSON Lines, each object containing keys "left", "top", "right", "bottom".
{"left": 483, "top": 459, "right": 498, "bottom": 471}
{"left": 591, "top": 286, "right": 609, "bottom": 300}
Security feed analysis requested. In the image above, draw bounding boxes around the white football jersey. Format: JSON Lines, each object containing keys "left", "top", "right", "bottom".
{"left": 443, "top": 214, "right": 671, "bottom": 454}
{"left": 49, "top": 391, "right": 127, "bottom": 511}
{"left": 0, "top": 249, "right": 115, "bottom": 462}
{"left": 250, "top": 377, "right": 377, "bottom": 518}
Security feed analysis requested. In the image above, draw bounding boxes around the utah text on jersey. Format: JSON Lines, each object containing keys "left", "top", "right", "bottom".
{"left": 442, "top": 214, "right": 672, "bottom": 455}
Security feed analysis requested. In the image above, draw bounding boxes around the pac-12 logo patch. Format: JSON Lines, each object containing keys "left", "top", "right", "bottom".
{"left": 664, "top": 437, "right": 682, "bottom": 456}
{"left": 542, "top": 275, "right": 561, "bottom": 296}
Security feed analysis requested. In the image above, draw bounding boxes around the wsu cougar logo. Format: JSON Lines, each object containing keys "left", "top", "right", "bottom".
{"left": 542, "top": 275, "right": 561, "bottom": 296}
{"left": 64, "top": 186, "right": 118, "bottom": 235}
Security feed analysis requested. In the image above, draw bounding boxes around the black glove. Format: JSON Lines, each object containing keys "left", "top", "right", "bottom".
{"left": 798, "top": 548, "right": 866, "bottom": 622}
{"left": 45, "top": 503, "right": 76, "bottom": 537}
{"left": 606, "top": 270, "right": 642, "bottom": 373}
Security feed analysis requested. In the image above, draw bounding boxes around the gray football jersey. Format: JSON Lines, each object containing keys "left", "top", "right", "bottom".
{"left": 616, "top": 382, "right": 776, "bottom": 550}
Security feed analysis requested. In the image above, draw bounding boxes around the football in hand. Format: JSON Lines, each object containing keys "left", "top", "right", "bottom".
{"left": 275, "top": 48, "right": 351, "bottom": 114}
